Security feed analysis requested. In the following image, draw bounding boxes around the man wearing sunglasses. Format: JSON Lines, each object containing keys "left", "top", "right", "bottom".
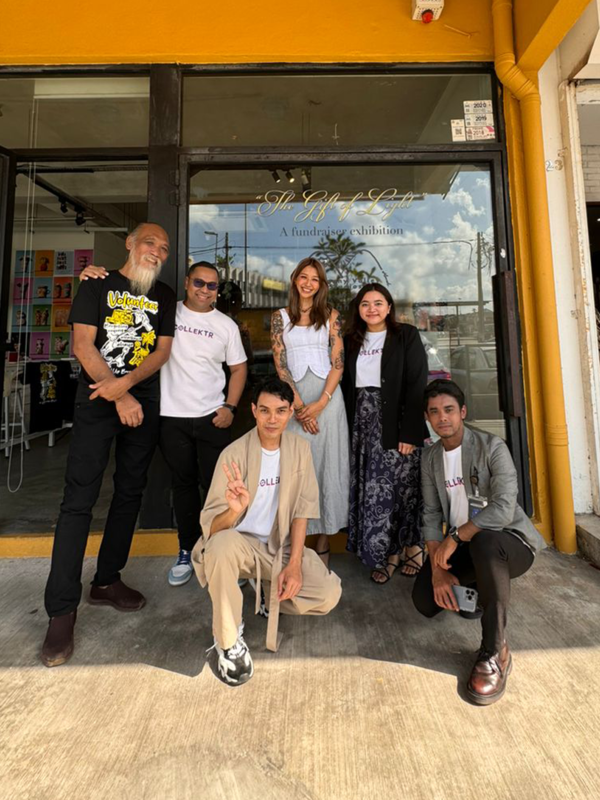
{"left": 159, "top": 261, "right": 248, "bottom": 585}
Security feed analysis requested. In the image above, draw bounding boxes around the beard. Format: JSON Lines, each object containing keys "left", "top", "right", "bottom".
{"left": 127, "top": 252, "right": 162, "bottom": 295}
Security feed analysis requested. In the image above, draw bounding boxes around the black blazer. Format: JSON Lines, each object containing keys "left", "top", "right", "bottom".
{"left": 342, "top": 324, "right": 429, "bottom": 449}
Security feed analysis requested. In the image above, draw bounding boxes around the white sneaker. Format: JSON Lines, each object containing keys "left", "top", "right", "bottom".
{"left": 209, "top": 623, "right": 254, "bottom": 686}
{"left": 168, "top": 549, "right": 193, "bottom": 586}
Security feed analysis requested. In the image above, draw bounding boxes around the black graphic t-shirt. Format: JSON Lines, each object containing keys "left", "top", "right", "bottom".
{"left": 69, "top": 270, "right": 176, "bottom": 399}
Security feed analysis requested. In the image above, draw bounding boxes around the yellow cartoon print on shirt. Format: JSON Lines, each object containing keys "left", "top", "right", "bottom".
{"left": 101, "top": 291, "right": 158, "bottom": 375}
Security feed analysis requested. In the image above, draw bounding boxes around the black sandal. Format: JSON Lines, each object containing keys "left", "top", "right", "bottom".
{"left": 401, "top": 546, "right": 425, "bottom": 578}
{"left": 370, "top": 561, "right": 399, "bottom": 584}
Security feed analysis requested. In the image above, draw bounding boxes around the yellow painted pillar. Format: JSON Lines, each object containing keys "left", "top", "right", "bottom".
{"left": 492, "top": 0, "right": 576, "bottom": 552}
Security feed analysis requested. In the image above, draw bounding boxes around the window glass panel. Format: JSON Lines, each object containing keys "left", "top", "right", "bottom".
{"left": 0, "top": 78, "right": 150, "bottom": 148}
{"left": 188, "top": 162, "right": 505, "bottom": 438}
{"left": 183, "top": 73, "right": 495, "bottom": 146}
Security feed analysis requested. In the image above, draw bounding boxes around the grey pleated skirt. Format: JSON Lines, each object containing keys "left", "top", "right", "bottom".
{"left": 286, "top": 369, "right": 350, "bottom": 536}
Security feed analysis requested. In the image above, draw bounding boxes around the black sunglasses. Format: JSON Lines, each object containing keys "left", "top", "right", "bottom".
{"left": 191, "top": 278, "right": 218, "bottom": 291}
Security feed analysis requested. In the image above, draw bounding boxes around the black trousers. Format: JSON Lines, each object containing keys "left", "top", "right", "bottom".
{"left": 44, "top": 394, "right": 160, "bottom": 617}
{"left": 159, "top": 414, "right": 231, "bottom": 552}
{"left": 412, "top": 529, "right": 534, "bottom": 654}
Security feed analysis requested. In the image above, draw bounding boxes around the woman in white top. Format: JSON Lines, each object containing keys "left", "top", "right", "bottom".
{"left": 270, "top": 257, "right": 349, "bottom": 564}
{"left": 342, "top": 283, "right": 428, "bottom": 583}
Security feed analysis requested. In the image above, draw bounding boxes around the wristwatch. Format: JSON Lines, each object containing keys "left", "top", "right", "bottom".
{"left": 447, "top": 525, "right": 463, "bottom": 544}
{"left": 222, "top": 403, "right": 237, "bottom": 416}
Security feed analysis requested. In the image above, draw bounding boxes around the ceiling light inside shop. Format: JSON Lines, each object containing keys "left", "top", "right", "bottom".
{"left": 285, "top": 170, "right": 295, "bottom": 183}
{"left": 270, "top": 170, "right": 281, "bottom": 184}
{"left": 33, "top": 77, "right": 149, "bottom": 100}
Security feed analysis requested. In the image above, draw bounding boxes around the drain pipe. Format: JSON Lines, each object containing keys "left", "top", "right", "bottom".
{"left": 492, "top": 0, "right": 576, "bottom": 553}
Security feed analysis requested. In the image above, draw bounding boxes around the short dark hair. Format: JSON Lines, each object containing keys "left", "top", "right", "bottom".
{"left": 187, "top": 260, "right": 219, "bottom": 279}
{"left": 424, "top": 379, "right": 466, "bottom": 412}
{"left": 252, "top": 377, "right": 294, "bottom": 406}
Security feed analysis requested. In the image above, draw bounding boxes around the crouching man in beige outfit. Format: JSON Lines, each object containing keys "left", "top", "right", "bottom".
{"left": 192, "top": 376, "right": 342, "bottom": 686}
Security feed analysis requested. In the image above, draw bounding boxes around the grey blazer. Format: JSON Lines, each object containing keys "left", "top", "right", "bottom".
{"left": 421, "top": 425, "right": 547, "bottom": 555}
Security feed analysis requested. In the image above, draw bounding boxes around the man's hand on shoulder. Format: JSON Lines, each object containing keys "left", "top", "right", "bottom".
{"left": 277, "top": 560, "right": 303, "bottom": 601}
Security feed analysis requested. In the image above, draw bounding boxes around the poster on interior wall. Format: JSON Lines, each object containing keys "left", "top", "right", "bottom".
{"left": 13, "top": 277, "right": 31, "bottom": 303}
{"left": 31, "top": 304, "right": 51, "bottom": 331}
{"left": 53, "top": 277, "right": 74, "bottom": 303}
{"left": 33, "top": 277, "right": 53, "bottom": 302}
{"left": 54, "top": 250, "right": 74, "bottom": 275}
{"left": 74, "top": 249, "right": 93, "bottom": 276}
{"left": 34, "top": 250, "right": 55, "bottom": 276}
{"left": 12, "top": 306, "right": 28, "bottom": 329}
{"left": 51, "top": 332, "right": 70, "bottom": 357}
{"left": 29, "top": 332, "right": 51, "bottom": 359}
{"left": 6, "top": 332, "right": 30, "bottom": 362}
{"left": 51, "top": 305, "right": 70, "bottom": 332}
{"left": 15, "top": 250, "right": 34, "bottom": 275}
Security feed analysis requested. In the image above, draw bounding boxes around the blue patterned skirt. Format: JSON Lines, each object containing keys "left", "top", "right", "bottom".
{"left": 347, "top": 387, "right": 422, "bottom": 569}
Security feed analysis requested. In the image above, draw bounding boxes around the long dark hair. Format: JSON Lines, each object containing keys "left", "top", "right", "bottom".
{"left": 287, "top": 257, "right": 331, "bottom": 330}
{"left": 345, "top": 283, "right": 401, "bottom": 351}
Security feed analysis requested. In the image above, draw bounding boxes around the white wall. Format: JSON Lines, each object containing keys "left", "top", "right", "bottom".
{"left": 539, "top": 51, "right": 594, "bottom": 513}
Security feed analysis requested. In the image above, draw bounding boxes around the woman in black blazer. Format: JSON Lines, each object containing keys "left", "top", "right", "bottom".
{"left": 341, "top": 283, "right": 428, "bottom": 583}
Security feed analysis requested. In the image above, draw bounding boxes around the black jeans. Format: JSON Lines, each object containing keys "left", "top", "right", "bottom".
{"left": 412, "top": 529, "right": 535, "bottom": 654}
{"left": 159, "top": 414, "right": 231, "bottom": 552}
{"left": 44, "top": 394, "right": 160, "bottom": 617}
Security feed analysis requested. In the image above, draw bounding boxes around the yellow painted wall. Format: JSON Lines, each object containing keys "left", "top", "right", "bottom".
{"left": 1, "top": 0, "right": 494, "bottom": 65}
{"left": 514, "top": 0, "right": 592, "bottom": 72}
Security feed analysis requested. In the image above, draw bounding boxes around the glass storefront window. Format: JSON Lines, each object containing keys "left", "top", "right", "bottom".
{"left": 0, "top": 78, "right": 150, "bottom": 148}
{"left": 188, "top": 163, "right": 504, "bottom": 438}
{"left": 183, "top": 73, "right": 495, "bottom": 146}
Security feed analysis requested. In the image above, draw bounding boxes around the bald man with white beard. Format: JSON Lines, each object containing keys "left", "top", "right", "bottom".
{"left": 42, "top": 223, "right": 177, "bottom": 668}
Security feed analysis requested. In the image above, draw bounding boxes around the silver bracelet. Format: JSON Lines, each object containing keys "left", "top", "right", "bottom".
{"left": 323, "top": 390, "right": 332, "bottom": 402}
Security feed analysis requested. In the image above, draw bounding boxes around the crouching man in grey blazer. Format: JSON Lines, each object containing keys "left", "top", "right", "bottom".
{"left": 412, "top": 379, "right": 546, "bottom": 706}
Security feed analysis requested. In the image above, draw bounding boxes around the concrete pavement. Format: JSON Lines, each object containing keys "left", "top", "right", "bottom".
{"left": 1, "top": 549, "right": 599, "bottom": 799}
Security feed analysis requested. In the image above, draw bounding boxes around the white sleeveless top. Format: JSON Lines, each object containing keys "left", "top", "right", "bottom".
{"left": 280, "top": 307, "right": 331, "bottom": 381}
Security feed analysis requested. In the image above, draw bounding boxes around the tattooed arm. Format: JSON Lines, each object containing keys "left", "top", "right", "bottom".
{"left": 295, "top": 308, "right": 345, "bottom": 424}
{"left": 270, "top": 309, "right": 304, "bottom": 411}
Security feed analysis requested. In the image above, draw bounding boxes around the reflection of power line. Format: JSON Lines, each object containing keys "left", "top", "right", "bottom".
{"left": 189, "top": 239, "right": 477, "bottom": 253}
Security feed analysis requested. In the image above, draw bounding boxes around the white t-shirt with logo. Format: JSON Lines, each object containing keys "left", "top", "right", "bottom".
{"left": 237, "top": 448, "right": 281, "bottom": 543}
{"left": 356, "top": 330, "right": 386, "bottom": 387}
{"left": 443, "top": 445, "right": 469, "bottom": 529}
{"left": 160, "top": 302, "right": 247, "bottom": 417}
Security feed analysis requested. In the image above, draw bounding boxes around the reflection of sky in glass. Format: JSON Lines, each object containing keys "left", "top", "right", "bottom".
{"left": 189, "top": 169, "right": 494, "bottom": 308}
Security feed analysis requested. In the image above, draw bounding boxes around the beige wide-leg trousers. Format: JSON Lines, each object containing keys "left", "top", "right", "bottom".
{"left": 200, "top": 528, "right": 342, "bottom": 650}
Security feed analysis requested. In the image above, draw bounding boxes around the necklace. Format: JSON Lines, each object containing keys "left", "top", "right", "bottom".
{"left": 300, "top": 304, "right": 313, "bottom": 313}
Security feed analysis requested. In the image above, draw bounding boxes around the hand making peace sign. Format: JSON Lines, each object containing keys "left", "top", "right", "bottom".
{"left": 222, "top": 461, "right": 250, "bottom": 515}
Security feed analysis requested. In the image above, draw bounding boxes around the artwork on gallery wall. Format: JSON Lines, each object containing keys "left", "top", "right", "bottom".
{"left": 53, "top": 277, "right": 74, "bottom": 303}
{"left": 74, "top": 249, "right": 93, "bottom": 276}
{"left": 13, "top": 277, "right": 31, "bottom": 303}
{"left": 51, "top": 332, "right": 71, "bottom": 357}
{"left": 34, "top": 250, "right": 55, "bottom": 277}
{"left": 9, "top": 248, "right": 87, "bottom": 362}
{"left": 30, "top": 332, "right": 51, "bottom": 360}
{"left": 54, "top": 250, "right": 74, "bottom": 275}
{"left": 31, "top": 304, "right": 51, "bottom": 331}
{"left": 15, "top": 250, "right": 34, "bottom": 275}
{"left": 33, "top": 278, "right": 53, "bottom": 302}
{"left": 51, "top": 305, "right": 70, "bottom": 332}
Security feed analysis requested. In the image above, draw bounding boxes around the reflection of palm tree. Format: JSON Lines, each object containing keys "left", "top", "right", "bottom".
{"left": 312, "top": 233, "right": 388, "bottom": 312}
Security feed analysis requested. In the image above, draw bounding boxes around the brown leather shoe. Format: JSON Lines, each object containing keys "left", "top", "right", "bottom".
{"left": 466, "top": 642, "right": 512, "bottom": 705}
{"left": 41, "top": 611, "right": 76, "bottom": 668}
{"left": 89, "top": 579, "right": 146, "bottom": 612}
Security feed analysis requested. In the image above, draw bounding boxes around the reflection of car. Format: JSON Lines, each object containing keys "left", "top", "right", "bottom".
{"left": 419, "top": 333, "right": 451, "bottom": 382}
{"left": 450, "top": 344, "right": 501, "bottom": 419}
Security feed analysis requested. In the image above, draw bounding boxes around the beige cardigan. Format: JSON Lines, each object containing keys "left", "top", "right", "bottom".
{"left": 194, "top": 426, "right": 320, "bottom": 650}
